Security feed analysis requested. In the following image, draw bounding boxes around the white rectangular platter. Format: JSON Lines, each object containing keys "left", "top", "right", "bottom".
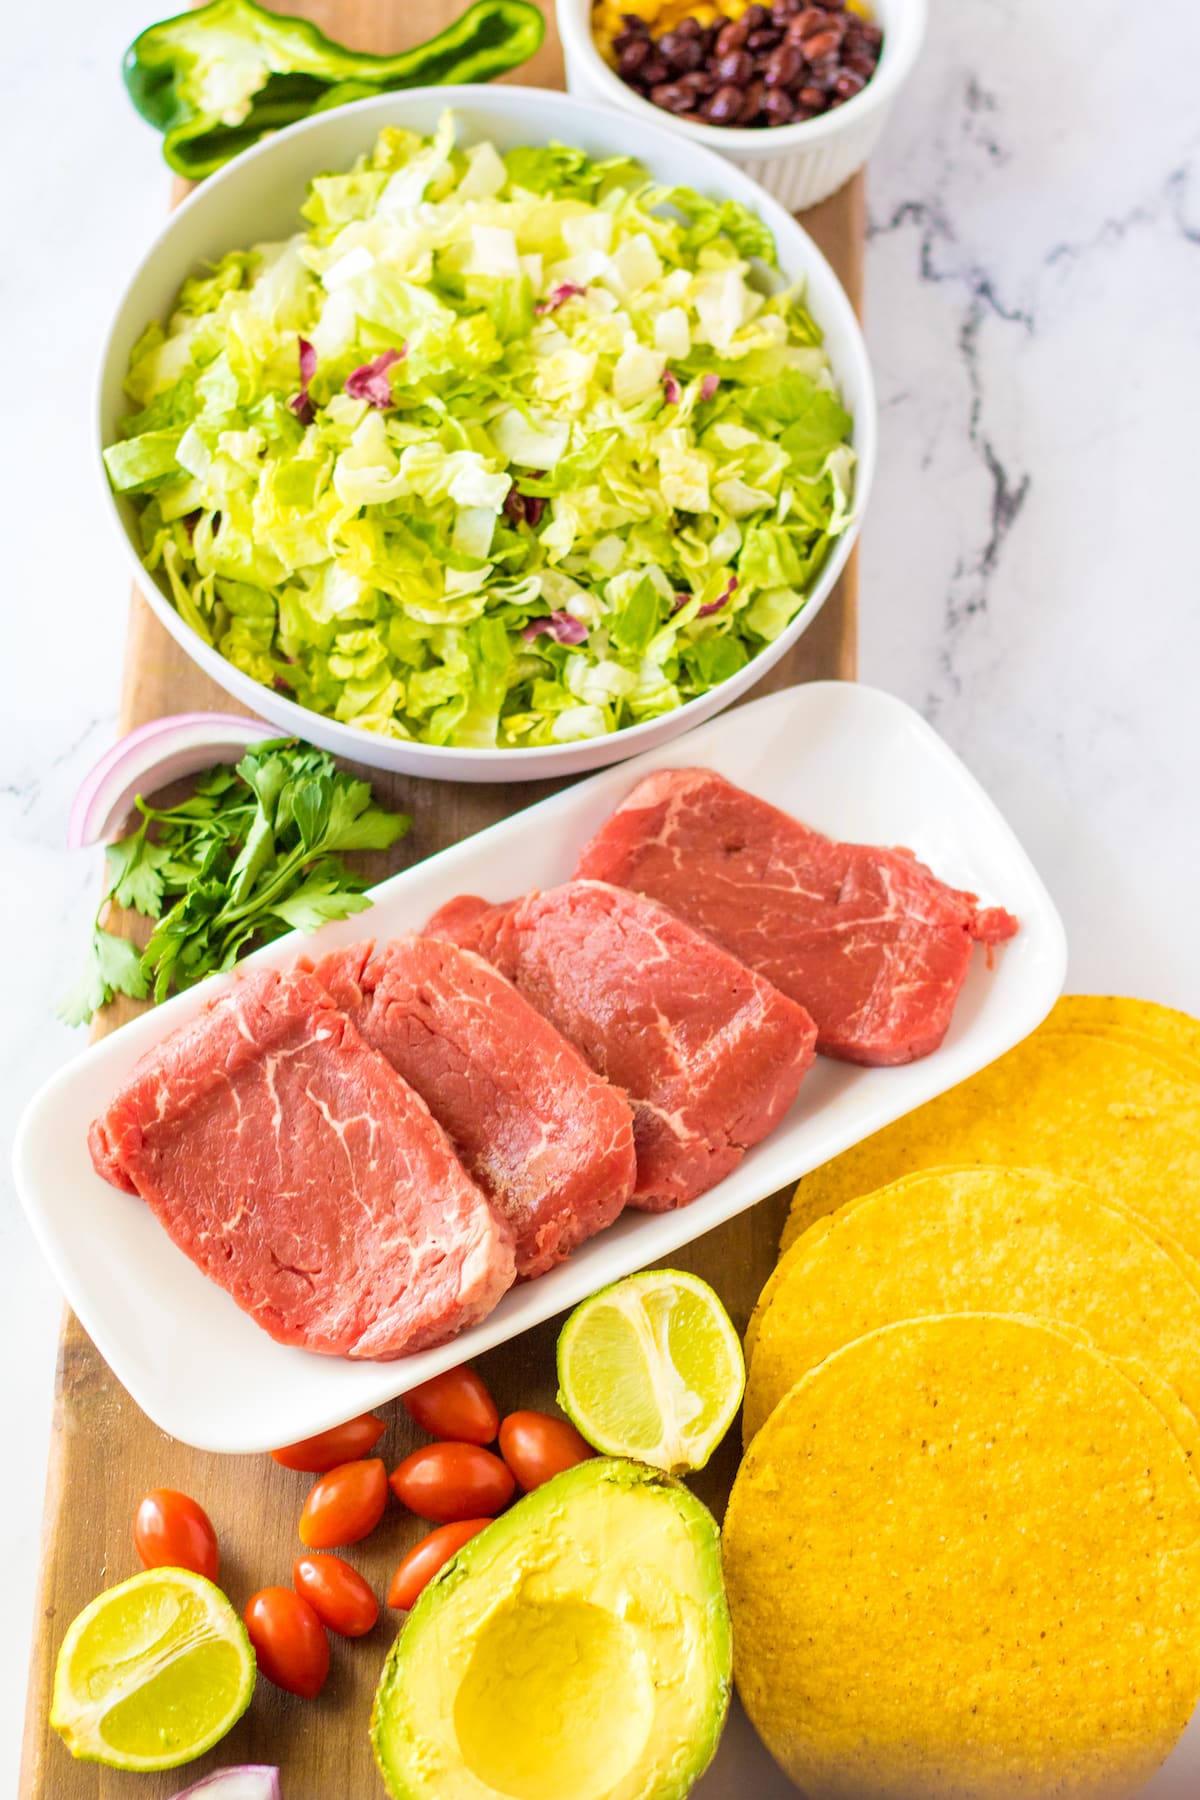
{"left": 13, "top": 680, "right": 1066, "bottom": 1453}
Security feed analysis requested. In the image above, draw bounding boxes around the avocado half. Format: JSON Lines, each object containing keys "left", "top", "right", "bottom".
{"left": 371, "top": 1457, "right": 732, "bottom": 1800}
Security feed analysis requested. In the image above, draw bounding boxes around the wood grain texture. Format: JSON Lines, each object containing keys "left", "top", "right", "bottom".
{"left": 20, "top": 1, "right": 862, "bottom": 1789}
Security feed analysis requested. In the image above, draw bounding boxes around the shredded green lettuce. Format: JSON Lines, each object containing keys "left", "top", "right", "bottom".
{"left": 105, "top": 114, "right": 856, "bottom": 749}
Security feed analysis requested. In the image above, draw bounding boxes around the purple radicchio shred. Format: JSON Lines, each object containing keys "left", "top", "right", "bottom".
{"left": 345, "top": 346, "right": 406, "bottom": 408}
{"left": 674, "top": 573, "right": 739, "bottom": 618}
{"left": 521, "top": 611, "right": 588, "bottom": 646}
{"left": 699, "top": 373, "right": 720, "bottom": 401}
{"left": 504, "top": 486, "right": 547, "bottom": 528}
{"left": 534, "top": 282, "right": 587, "bottom": 316}
{"left": 287, "top": 336, "right": 317, "bottom": 425}
{"left": 661, "top": 369, "right": 682, "bottom": 406}
{"left": 699, "top": 574, "right": 739, "bottom": 617}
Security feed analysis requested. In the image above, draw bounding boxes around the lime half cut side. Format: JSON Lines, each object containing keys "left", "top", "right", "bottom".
{"left": 557, "top": 1270, "right": 745, "bottom": 1474}
{"left": 50, "top": 1566, "right": 255, "bottom": 1770}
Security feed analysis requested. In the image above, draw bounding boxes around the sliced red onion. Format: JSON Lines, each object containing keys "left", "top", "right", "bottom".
{"left": 168, "top": 1770, "right": 281, "bottom": 1800}
{"left": 699, "top": 373, "right": 720, "bottom": 401}
{"left": 345, "top": 346, "right": 405, "bottom": 408}
{"left": 661, "top": 370, "right": 682, "bottom": 406}
{"left": 534, "top": 282, "right": 587, "bottom": 316}
{"left": 68, "top": 713, "right": 274, "bottom": 849}
{"left": 521, "top": 612, "right": 588, "bottom": 646}
{"left": 287, "top": 337, "right": 316, "bottom": 424}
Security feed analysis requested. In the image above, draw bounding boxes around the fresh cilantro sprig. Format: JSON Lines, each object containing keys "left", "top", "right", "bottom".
{"left": 60, "top": 739, "right": 411, "bottom": 1026}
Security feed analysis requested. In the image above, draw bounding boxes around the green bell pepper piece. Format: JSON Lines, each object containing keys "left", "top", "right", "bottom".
{"left": 124, "top": 0, "right": 546, "bottom": 178}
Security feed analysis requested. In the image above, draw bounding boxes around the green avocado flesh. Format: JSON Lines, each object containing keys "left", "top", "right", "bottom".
{"left": 371, "top": 1457, "right": 732, "bottom": 1800}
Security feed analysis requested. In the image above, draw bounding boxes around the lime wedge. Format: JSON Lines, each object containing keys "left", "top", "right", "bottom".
{"left": 50, "top": 1566, "right": 255, "bottom": 1770}
{"left": 557, "top": 1270, "right": 745, "bottom": 1474}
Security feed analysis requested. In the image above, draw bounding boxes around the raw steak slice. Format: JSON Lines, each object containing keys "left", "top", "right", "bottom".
{"left": 428, "top": 880, "right": 817, "bottom": 1212}
{"left": 306, "top": 937, "right": 637, "bottom": 1278}
{"left": 88, "top": 967, "right": 515, "bottom": 1359}
{"left": 573, "top": 767, "right": 1019, "bottom": 1066}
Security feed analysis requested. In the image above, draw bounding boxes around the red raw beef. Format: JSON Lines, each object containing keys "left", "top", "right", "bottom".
{"left": 306, "top": 936, "right": 637, "bottom": 1278}
{"left": 572, "top": 767, "right": 1019, "bottom": 1065}
{"left": 427, "top": 880, "right": 817, "bottom": 1212}
{"left": 88, "top": 967, "right": 515, "bottom": 1358}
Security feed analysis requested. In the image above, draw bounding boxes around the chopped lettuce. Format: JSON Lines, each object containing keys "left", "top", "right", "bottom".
{"left": 105, "top": 114, "right": 856, "bottom": 749}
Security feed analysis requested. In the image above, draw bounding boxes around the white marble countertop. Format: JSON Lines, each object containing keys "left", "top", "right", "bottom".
{"left": 3, "top": 0, "right": 1199, "bottom": 1790}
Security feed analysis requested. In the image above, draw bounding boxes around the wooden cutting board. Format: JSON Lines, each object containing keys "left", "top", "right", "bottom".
{"left": 20, "top": 3, "right": 862, "bottom": 1790}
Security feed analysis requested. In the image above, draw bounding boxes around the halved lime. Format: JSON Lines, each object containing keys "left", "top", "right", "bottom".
{"left": 50, "top": 1566, "right": 255, "bottom": 1770}
{"left": 557, "top": 1270, "right": 745, "bottom": 1474}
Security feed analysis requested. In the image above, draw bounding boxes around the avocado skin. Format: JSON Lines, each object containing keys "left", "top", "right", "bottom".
{"left": 371, "top": 1456, "right": 732, "bottom": 1800}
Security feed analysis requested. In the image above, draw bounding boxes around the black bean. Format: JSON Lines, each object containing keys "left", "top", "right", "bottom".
{"left": 658, "top": 29, "right": 704, "bottom": 68}
{"left": 715, "top": 47, "right": 754, "bottom": 82}
{"left": 743, "top": 2, "right": 770, "bottom": 26}
{"left": 799, "top": 28, "right": 840, "bottom": 58}
{"left": 796, "top": 83, "right": 829, "bottom": 109}
{"left": 674, "top": 15, "right": 704, "bottom": 34}
{"left": 617, "top": 38, "right": 651, "bottom": 74}
{"left": 792, "top": 8, "right": 827, "bottom": 36}
{"left": 740, "top": 77, "right": 767, "bottom": 118}
{"left": 762, "top": 87, "right": 796, "bottom": 123}
{"left": 639, "top": 54, "right": 670, "bottom": 82}
{"left": 833, "top": 68, "right": 865, "bottom": 97}
{"left": 747, "top": 27, "right": 782, "bottom": 50}
{"left": 765, "top": 41, "right": 803, "bottom": 84}
{"left": 705, "top": 83, "right": 745, "bottom": 121}
{"left": 806, "top": 55, "right": 840, "bottom": 87}
{"left": 650, "top": 79, "right": 695, "bottom": 110}
{"left": 714, "top": 16, "right": 750, "bottom": 52}
{"left": 771, "top": 0, "right": 800, "bottom": 19}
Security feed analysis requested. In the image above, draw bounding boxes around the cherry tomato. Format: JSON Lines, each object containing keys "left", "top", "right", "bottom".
{"left": 271, "top": 1412, "right": 386, "bottom": 1472}
{"left": 133, "top": 1489, "right": 219, "bottom": 1583}
{"left": 293, "top": 1553, "right": 379, "bottom": 1639}
{"left": 244, "top": 1586, "right": 330, "bottom": 1698}
{"left": 387, "top": 1519, "right": 494, "bottom": 1611}
{"left": 298, "top": 1458, "right": 388, "bottom": 1548}
{"left": 401, "top": 1365, "right": 499, "bottom": 1446}
{"left": 389, "top": 1443, "right": 515, "bottom": 1522}
{"left": 498, "top": 1411, "right": 595, "bottom": 1492}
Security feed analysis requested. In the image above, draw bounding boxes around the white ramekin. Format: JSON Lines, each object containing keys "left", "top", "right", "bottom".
{"left": 556, "top": 0, "right": 926, "bottom": 210}
{"left": 98, "top": 86, "right": 874, "bottom": 782}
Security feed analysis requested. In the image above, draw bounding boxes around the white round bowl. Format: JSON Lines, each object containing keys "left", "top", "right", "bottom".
{"left": 557, "top": 0, "right": 927, "bottom": 212}
{"left": 99, "top": 85, "right": 874, "bottom": 782}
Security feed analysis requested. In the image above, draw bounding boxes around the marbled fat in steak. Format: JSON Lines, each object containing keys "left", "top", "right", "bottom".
{"left": 306, "top": 935, "right": 637, "bottom": 1278}
{"left": 427, "top": 880, "right": 817, "bottom": 1212}
{"left": 573, "top": 767, "right": 1019, "bottom": 1065}
{"left": 88, "top": 966, "right": 515, "bottom": 1358}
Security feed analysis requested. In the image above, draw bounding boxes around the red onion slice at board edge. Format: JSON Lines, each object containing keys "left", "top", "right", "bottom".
{"left": 168, "top": 1770, "right": 281, "bottom": 1800}
{"left": 68, "top": 713, "right": 274, "bottom": 849}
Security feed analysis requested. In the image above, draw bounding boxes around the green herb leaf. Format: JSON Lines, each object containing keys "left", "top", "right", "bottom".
{"left": 58, "top": 926, "right": 151, "bottom": 1026}
{"left": 63, "top": 737, "right": 411, "bottom": 1024}
{"left": 106, "top": 832, "right": 172, "bottom": 917}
